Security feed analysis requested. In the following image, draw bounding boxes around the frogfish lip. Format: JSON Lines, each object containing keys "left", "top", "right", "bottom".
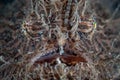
{"left": 33, "top": 49, "right": 87, "bottom": 66}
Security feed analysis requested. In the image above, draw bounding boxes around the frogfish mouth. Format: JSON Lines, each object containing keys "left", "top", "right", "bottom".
{"left": 32, "top": 47, "right": 87, "bottom": 66}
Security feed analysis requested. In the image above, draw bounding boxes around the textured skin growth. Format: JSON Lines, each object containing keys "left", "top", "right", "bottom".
{"left": 0, "top": 0, "right": 120, "bottom": 80}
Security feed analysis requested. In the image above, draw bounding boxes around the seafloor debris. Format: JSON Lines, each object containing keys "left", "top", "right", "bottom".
{"left": 0, "top": 0, "right": 120, "bottom": 80}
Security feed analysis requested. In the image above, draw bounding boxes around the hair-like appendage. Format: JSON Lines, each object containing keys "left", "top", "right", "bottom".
{"left": 0, "top": 0, "right": 120, "bottom": 80}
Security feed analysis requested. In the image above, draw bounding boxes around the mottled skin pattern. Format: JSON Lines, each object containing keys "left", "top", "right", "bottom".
{"left": 0, "top": 0, "right": 99, "bottom": 79}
